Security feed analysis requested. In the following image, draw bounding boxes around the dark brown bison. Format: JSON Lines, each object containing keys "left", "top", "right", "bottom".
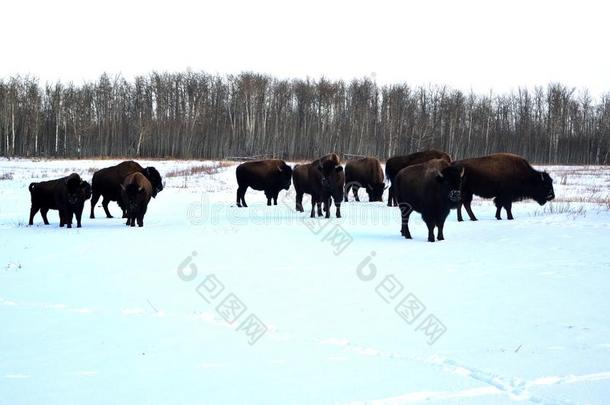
{"left": 453, "top": 153, "right": 555, "bottom": 221}
{"left": 29, "top": 173, "right": 92, "bottom": 228}
{"left": 395, "top": 159, "right": 464, "bottom": 242}
{"left": 90, "top": 161, "right": 163, "bottom": 219}
{"left": 235, "top": 159, "right": 292, "bottom": 207}
{"left": 386, "top": 150, "right": 452, "bottom": 206}
{"left": 121, "top": 172, "right": 153, "bottom": 227}
{"left": 344, "top": 157, "right": 385, "bottom": 202}
{"left": 293, "top": 153, "right": 344, "bottom": 218}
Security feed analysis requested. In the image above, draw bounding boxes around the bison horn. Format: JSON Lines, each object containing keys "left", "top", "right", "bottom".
{"left": 460, "top": 167, "right": 465, "bottom": 178}
{"left": 384, "top": 184, "right": 389, "bottom": 190}
{"left": 540, "top": 173, "right": 544, "bottom": 181}
{"left": 120, "top": 184, "right": 126, "bottom": 191}
{"left": 138, "top": 186, "right": 143, "bottom": 192}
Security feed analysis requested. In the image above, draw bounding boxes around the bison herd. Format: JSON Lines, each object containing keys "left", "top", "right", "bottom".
{"left": 27, "top": 151, "right": 556, "bottom": 241}
{"left": 235, "top": 151, "right": 555, "bottom": 242}
{"left": 29, "top": 161, "right": 163, "bottom": 228}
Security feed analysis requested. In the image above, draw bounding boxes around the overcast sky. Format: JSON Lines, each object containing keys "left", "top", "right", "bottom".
{"left": 2, "top": 0, "right": 608, "bottom": 97}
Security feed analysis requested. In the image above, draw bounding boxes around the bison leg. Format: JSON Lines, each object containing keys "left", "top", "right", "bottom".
{"left": 323, "top": 197, "right": 331, "bottom": 219}
{"left": 101, "top": 197, "right": 113, "bottom": 218}
{"left": 316, "top": 199, "right": 323, "bottom": 217}
{"left": 462, "top": 192, "right": 477, "bottom": 221}
{"left": 494, "top": 198, "right": 503, "bottom": 220}
{"left": 90, "top": 190, "right": 100, "bottom": 219}
{"left": 352, "top": 186, "right": 360, "bottom": 202}
{"left": 436, "top": 218, "right": 445, "bottom": 241}
{"left": 334, "top": 199, "right": 342, "bottom": 218}
{"left": 65, "top": 210, "right": 74, "bottom": 229}
{"left": 399, "top": 204, "right": 412, "bottom": 239}
{"left": 29, "top": 205, "right": 40, "bottom": 226}
{"left": 387, "top": 185, "right": 394, "bottom": 207}
{"left": 310, "top": 195, "right": 317, "bottom": 218}
{"left": 295, "top": 192, "right": 304, "bottom": 212}
{"left": 269, "top": 191, "right": 280, "bottom": 205}
{"left": 137, "top": 205, "right": 147, "bottom": 227}
{"left": 40, "top": 208, "right": 50, "bottom": 225}
{"left": 75, "top": 206, "right": 83, "bottom": 228}
{"left": 265, "top": 190, "right": 272, "bottom": 206}
{"left": 118, "top": 199, "right": 127, "bottom": 218}
{"left": 421, "top": 213, "right": 436, "bottom": 242}
{"left": 504, "top": 201, "right": 514, "bottom": 220}
{"left": 344, "top": 183, "right": 350, "bottom": 202}
{"left": 426, "top": 221, "right": 436, "bottom": 242}
{"left": 236, "top": 186, "right": 247, "bottom": 207}
{"left": 236, "top": 186, "right": 248, "bottom": 208}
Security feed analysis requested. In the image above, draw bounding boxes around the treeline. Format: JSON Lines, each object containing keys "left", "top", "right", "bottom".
{"left": 0, "top": 72, "right": 608, "bottom": 164}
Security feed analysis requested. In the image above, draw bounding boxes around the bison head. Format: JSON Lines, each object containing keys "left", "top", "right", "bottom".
{"left": 366, "top": 182, "right": 386, "bottom": 202}
{"left": 278, "top": 163, "right": 293, "bottom": 190}
{"left": 81, "top": 181, "right": 92, "bottom": 201}
{"left": 65, "top": 175, "right": 92, "bottom": 206}
{"left": 143, "top": 167, "right": 163, "bottom": 197}
{"left": 319, "top": 160, "right": 345, "bottom": 201}
{"left": 436, "top": 165, "right": 464, "bottom": 207}
{"left": 533, "top": 171, "right": 555, "bottom": 205}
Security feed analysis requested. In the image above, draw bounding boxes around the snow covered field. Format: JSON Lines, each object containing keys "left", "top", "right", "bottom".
{"left": 1, "top": 158, "right": 610, "bottom": 404}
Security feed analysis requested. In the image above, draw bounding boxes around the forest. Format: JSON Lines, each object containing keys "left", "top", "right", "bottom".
{"left": 0, "top": 72, "right": 608, "bottom": 164}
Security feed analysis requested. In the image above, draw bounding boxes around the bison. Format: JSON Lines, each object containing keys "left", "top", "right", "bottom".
{"left": 385, "top": 150, "right": 452, "bottom": 206}
{"left": 453, "top": 153, "right": 555, "bottom": 221}
{"left": 235, "top": 159, "right": 292, "bottom": 207}
{"left": 395, "top": 159, "right": 464, "bottom": 242}
{"left": 344, "top": 157, "right": 385, "bottom": 202}
{"left": 29, "top": 173, "right": 92, "bottom": 228}
{"left": 121, "top": 172, "right": 153, "bottom": 227}
{"left": 293, "top": 153, "right": 344, "bottom": 218}
{"left": 90, "top": 161, "right": 163, "bottom": 219}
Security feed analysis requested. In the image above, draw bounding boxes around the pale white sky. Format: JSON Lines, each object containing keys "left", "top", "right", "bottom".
{"left": 2, "top": 0, "right": 608, "bottom": 96}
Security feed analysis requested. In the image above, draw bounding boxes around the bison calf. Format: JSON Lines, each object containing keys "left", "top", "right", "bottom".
{"left": 91, "top": 161, "right": 163, "bottom": 219}
{"left": 395, "top": 159, "right": 464, "bottom": 242}
{"left": 344, "top": 157, "right": 385, "bottom": 202}
{"left": 29, "top": 173, "right": 92, "bottom": 228}
{"left": 453, "top": 153, "right": 555, "bottom": 221}
{"left": 120, "top": 172, "right": 152, "bottom": 227}
{"left": 235, "top": 159, "right": 292, "bottom": 207}
{"left": 386, "top": 150, "right": 451, "bottom": 206}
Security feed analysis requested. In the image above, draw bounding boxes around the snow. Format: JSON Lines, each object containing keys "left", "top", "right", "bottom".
{"left": 0, "top": 158, "right": 609, "bottom": 404}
